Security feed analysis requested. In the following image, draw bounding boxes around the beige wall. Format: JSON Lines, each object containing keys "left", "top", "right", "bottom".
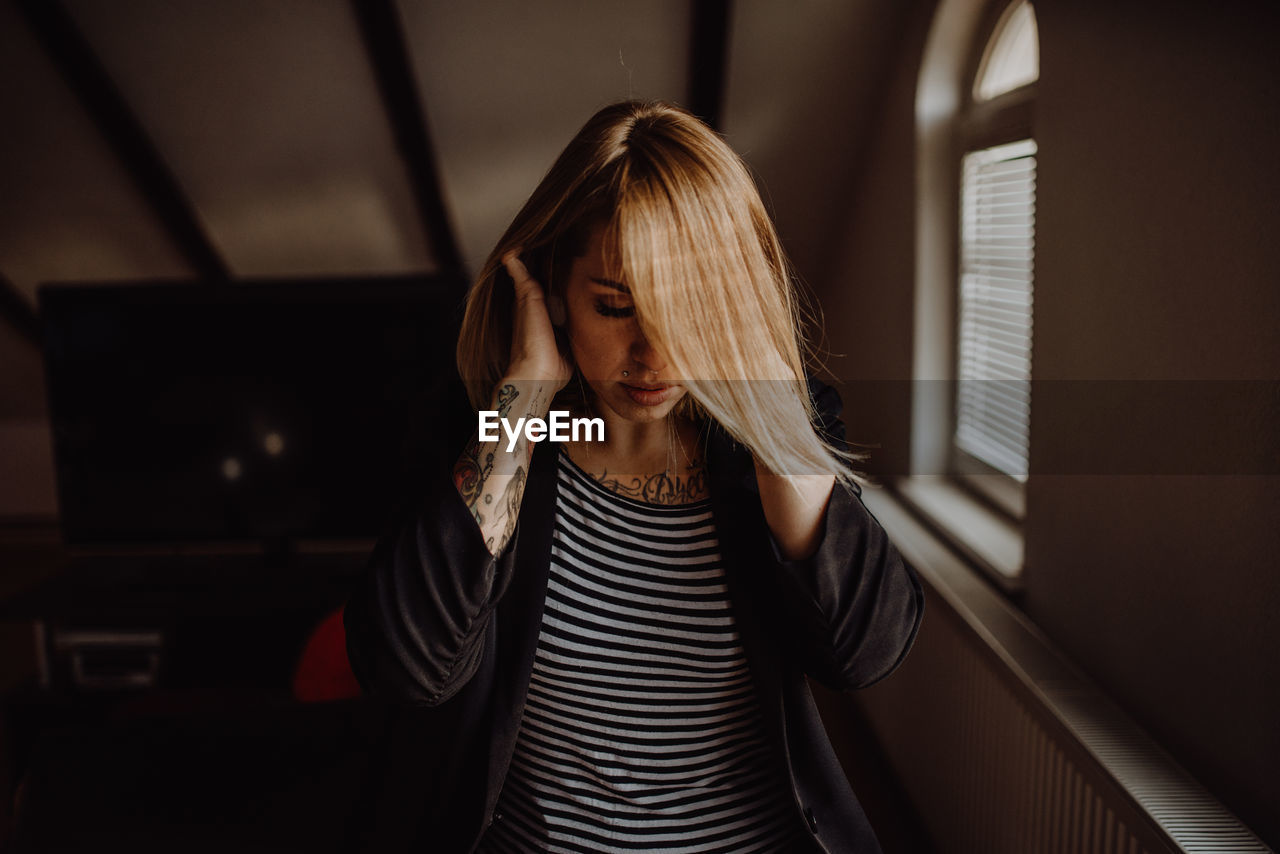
{"left": 723, "top": 0, "right": 924, "bottom": 479}
{"left": 1026, "top": 0, "right": 1279, "bottom": 843}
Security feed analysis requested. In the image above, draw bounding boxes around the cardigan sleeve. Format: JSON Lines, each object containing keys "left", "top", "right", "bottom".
{"left": 343, "top": 472, "right": 517, "bottom": 706}
{"left": 762, "top": 379, "right": 924, "bottom": 690}
{"left": 766, "top": 484, "right": 924, "bottom": 690}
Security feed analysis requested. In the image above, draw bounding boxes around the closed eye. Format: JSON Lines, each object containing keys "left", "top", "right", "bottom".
{"left": 594, "top": 301, "right": 635, "bottom": 318}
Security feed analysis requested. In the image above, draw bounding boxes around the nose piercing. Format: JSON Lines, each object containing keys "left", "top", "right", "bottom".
{"left": 622, "top": 370, "right": 630, "bottom": 378}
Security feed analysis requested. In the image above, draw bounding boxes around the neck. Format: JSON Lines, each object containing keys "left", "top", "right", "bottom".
{"left": 568, "top": 407, "right": 701, "bottom": 477}
{"left": 566, "top": 410, "right": 709, "bottom": 506}
{"left": 598, "top": 414, "right": 676, "bottom": 460}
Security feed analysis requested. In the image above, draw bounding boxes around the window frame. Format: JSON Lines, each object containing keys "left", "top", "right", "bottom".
{"left": 904, "top": 0, "right": 1041, "bottom": 591}
{"left": 948, "top": 0, "right": 1038, "bottom": 522}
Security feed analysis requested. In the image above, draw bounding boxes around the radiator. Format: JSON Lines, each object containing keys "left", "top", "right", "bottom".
{"left": 850, "top": 491, "right": 1271, "bottom": 854}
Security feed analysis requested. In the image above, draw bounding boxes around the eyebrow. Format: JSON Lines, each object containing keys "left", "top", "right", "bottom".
{"left": 589, "top": 276, "right": 630, "bottom": 294}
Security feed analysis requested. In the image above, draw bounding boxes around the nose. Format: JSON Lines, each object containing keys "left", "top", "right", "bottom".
{"left": 630, "top": 329, "right": 668, "bottom": 376}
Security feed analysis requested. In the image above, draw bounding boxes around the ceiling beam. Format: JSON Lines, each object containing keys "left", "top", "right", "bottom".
{"left": 688, "top": 0, "right": 733, "bottom": 131}
{"left": 350, "top": 0, "right": 465, "bottom": 276}
{"left": 17, "top": 0, "right": 229, "bottom": 281}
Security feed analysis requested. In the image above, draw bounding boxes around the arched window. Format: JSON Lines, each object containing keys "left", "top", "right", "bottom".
{"left": 954, "top": 0, "right": 1038, "bottom": 513}
{"left": 911, "top": 0, "right": 1038, "bottom": 582}
{"left": 973, "top": 0, "right": 1039, "bottom": 102}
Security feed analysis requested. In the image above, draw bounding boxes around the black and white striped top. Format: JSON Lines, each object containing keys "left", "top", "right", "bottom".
{"left": 477, "top": 452, "right": 806, "bottom": 853}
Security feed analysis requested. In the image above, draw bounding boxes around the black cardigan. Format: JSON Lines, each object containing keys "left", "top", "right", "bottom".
{"left": 343, "top": 385, "right": 924, "bottom": 852}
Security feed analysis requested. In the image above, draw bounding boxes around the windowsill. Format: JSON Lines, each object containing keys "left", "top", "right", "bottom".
{"left": 887, "top": 475, "right": 1024, "bottom": 594}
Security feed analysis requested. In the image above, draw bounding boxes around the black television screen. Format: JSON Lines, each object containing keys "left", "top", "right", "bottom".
{"left": 39, "top": 276, "right": 469, "bottom": 545}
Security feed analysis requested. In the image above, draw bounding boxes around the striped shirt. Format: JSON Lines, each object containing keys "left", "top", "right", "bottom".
{"left": 477, "top": 451, "right": 807, "bottom": 853}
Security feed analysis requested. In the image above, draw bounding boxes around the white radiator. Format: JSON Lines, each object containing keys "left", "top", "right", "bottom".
{"left": 850, "top": 491, "right": 1271, "bottom": 854}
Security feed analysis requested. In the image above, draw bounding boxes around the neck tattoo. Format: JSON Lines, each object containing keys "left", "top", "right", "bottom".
{"left": 592, "top": 458, "right": 708, "bottom": 505}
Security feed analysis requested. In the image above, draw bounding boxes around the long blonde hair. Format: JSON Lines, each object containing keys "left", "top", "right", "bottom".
{"left": 457, "top": 100, "right": 857, "bottom": 482}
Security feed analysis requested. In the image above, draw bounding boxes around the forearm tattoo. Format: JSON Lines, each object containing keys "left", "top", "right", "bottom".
{"left": 498, "top": 466, "right": 527, "bottom": 554}
{"left": 452, "top": 436, "right": 493, "bottom": 515}
{"left": 495, "top": 383, "right": 518, "bottom": 415}
{"left": 452, "top": 383, "right": 544, "bottom": 556}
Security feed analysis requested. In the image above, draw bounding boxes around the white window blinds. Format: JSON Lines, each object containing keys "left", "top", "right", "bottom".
{"left": 957, "top": 138, "right": 1036, "bottom": 481}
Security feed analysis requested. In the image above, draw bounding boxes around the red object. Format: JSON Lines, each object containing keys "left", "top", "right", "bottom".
{"left": 292, "top": 606, "right": 363, "bottom": 702}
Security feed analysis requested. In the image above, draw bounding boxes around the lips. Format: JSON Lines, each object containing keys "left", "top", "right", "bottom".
{"left": 621, "top": 383, "right": 675, "bottom": 406}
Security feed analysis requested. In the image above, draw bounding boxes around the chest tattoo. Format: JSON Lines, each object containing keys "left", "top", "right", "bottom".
{"left": 592, "top": 459, "right": 709, "bottom": 505}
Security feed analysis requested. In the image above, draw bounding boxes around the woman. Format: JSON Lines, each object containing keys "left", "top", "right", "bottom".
{"left": 344, "top": 101, "right": 923, "bottom": 853}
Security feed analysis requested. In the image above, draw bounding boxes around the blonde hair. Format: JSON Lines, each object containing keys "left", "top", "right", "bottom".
{"left": 457, "top": 100, "right": 858, "bottom": 483}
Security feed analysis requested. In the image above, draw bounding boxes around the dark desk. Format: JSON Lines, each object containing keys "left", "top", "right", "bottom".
{"left": 0, "top": 541, "right": 379, "bottom": 852}
{"left": 0, "top": 545, "right": 368, "bottom": 693}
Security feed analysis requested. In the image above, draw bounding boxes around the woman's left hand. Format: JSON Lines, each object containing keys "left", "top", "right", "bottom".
{"left": 503, "top": 251, "right": 573, "bottom": 393}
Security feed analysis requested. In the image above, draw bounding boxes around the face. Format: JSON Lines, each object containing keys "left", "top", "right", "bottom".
{"left": 561, "top": 226, "right": 687, "bottom": 424}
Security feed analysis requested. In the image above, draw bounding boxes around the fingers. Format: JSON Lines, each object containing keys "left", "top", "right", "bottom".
{"left": 500, "top": 248, "right": 572, "bottom": 387}
{"left": 502, "top": 251, "right": 540, "bottom": 299}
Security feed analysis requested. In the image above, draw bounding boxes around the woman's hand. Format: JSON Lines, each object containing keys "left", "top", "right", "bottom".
{"left": 503, "top": 252, "right": 573, "bottom": 392}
